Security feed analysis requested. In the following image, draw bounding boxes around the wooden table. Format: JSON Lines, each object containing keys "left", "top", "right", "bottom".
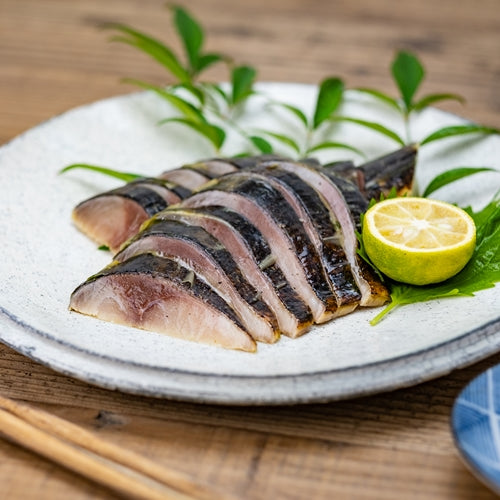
{"left": 1, "top": 0, "right": 499, "bottom": 498}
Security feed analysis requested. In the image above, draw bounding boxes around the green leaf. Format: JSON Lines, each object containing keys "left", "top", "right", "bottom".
{"left": 353, "top": 88, "right": 402, "bottom": 112}
{"left": 307, "top": 141, "right": 366, "bottom": 159}
{"left": 269, "top": 102, "right": 309, "bottom": 128}
{"left": 411, "top": 92, "right": 465, "bottom": 112}
{"left": 231, "top": 65, "right": 257, "bottom": 106}
{"left": 98, "top": 245, "right": 110, "bottom": 251}
{"left": 159, "top": 117, "right": 226, "bottom": 150}
{"left": 330, "top": 116, "right": 405, "bottom": 146}
{"left": 107, "top": 24, "right": 190, "bottom": 82}
{"left": 391, "top": 51, "right": 425, "bottom": 111}
{"left": 201, "top": 82, "right": 230, "bottom": 103}
{"left": 124, "top": 79, "right": 205, "bottom": 123}
{"left": 313, "top": 77, "right": 344, "bottom": 129}
{"left": 171, "top": 82, "right": 205, "bottom": 105}
{"left": 258, "top": 130, "right": 301, "bottom": 154}
{"left": 420, "top": 124, "right": 500, "bottom": 146}
{"left": 423, "top": 167, "right": 498, "bottom": 197}
{"left": 171, "top": 6, "right": 204, "bottom": 74}
{"left": 196, "top": 53, "right": 226, "bottom": 73}
{"left": 59, "top": 164, "right": 141, "bottom": 182}
{"left": 249, "top": 135, "right": 274, "bottom": 153}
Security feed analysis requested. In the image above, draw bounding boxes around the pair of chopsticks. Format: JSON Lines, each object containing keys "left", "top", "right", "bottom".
{"left": 0, "top": 394, "right": 231, "bottom": 500}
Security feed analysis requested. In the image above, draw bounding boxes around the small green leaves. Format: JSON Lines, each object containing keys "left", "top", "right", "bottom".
{"left": 330, "top": 116, "right": 405, "bottom": 146}
{"left": 249, "top": 135, "right": 273, "bottom": 154}
{"left": 271, "top": 102, "right": 309, "bottom": 127}
{"left": 107, "top": 6, "right": 225, "bottom": 86}
{"left": 231, "top": 65, "right": 257, "bottom": 106}
{"left": 422, "top": 167, "right": 498, "bottom": 197}
{"left": 171, "top": 5, "right": 204, "bottom": 74}
{"left": 257, "top": 130, "right": 301, "bottom": 154}
{"left": 159, "top": 117, "right": 226, "bottom": 150}
{"left": 391, "top": 51, "right": 425, "bottom": 111}
{"left": 124, "top": 79, "right": 204, "bottom": 123}
{"left": 170, "top": 5, "right": 225, "bottom": 77}
{"left": 420, "top": 124, "right": 500, "bottom": 146}
{"left": 412, "top": 93, "right": 465, "bottom": 112}
{"left": 354, "top": 88, "right": 401, "bottom": 112}
{"left": 107, "top": 24, "right": 190, "bottom": 83}
{"left": 306, "top": 141, "right": 366, "bottom": 158}
{"left": 313, "top": 77, "right": 344, "bottom": 129}
{"left": 59, "top": 164, "right": 141, "bottom": 182}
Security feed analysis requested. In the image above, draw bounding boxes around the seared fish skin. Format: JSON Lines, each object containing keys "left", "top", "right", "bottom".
{"left": 69, "top": 147, "right": 416, "bottom": 351}
{"left": 183, "top": 172, "right": 339, "bottom": 323}
{"left": 72, "top": 155, "right": 286, "bottom": 251}
{"left": 258, "top": 158, "right": 390, "bottom": 307}
{"left": 154, "top": 206, "right": 314, "bottom": 338}
{"left": 70, "top": 253, "right": 256, "bottom": 352}
{"left": 72, "top": 177, "right": 191, "bottom": 252}
{"left": 250, "top": 166, "right": 362, "bottom": 315}
{"left": 360, "top": 144, "right": 417, "bottom": 200}
{"left": 115, "top": 218, "right": 280, "bottom": 344}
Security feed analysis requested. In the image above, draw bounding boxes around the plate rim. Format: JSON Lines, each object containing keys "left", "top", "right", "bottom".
{"left": 2, "top": 302, "right": 500, "bottom": 404}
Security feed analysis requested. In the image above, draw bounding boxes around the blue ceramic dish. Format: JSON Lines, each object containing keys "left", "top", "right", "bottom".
{"left": 452, "top": 365, "right": 500, "bottom": 494}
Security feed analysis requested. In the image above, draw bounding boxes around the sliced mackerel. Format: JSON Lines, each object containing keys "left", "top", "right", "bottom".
{"left": 115, "top": 218, "right": 279, "bottom": 344}
{"left": 153, "top": 206, "right": 314, "bottom": 338}
{"left": 258, "top": 159, "right": 389, "bottom": 307}
{"left": 247, "top": 166, "right": 362, "bottom": 315}
{"left": 323, "top": 171, "right": 390, "bottom": 305}
{"left": 70, "top": 253, "right": 256, "bottom": 352}
{"left": 73, "top": 156, "right": 285, "bottom": 251}
{"left": 72, "top": 177, "right": 191, "bottom": 252}
{"left": 182, "top": 173, "right": 338, "bottom": 323}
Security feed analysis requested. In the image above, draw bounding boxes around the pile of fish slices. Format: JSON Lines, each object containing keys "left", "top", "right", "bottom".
{"left": 69, "top": 146, "right": 417, "bottom": 351}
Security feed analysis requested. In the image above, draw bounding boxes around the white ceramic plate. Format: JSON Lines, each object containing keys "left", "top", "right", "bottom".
{"left": 0, "top": 82, "right": 499, "bottom": 404}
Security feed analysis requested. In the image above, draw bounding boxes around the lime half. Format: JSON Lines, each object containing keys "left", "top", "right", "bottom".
{"left": 362, "top": 197, "right": 476, "bottom": 285}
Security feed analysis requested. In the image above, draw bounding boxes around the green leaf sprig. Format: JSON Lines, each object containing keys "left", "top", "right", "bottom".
{"left": 106, "top": 6, "right": 265, "bottom": 154}
{"left": 59, "top": 164, "right": 141, "bottom": 182}
{"left": 352, "top": 51, "right": 499, "bottom": 147}
{"left": 261, "top": 77, "right": 365, "bottom": 159}
{"left": 106, "top": 5, "right": 226, "bottom": 86}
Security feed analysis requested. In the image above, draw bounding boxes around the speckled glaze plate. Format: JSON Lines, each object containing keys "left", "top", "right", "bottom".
{"left": 452, "top": 364, "right": 500, "bottom": 494}
{"left": 0, "top": 83, "right": 499, "bottom": 404}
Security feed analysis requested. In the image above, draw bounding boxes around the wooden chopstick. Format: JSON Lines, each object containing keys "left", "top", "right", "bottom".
{"left": 0, "top": 395, "right": 233, "bottom": 500}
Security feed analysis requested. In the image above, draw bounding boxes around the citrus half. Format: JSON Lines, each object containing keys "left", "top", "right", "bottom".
{"left": 362, "top": 197, "right": 476, "bottom": 285}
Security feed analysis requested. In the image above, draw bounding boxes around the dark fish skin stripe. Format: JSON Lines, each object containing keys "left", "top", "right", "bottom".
{"left": 165, "top": 205, "right": 313, "bottom": 327}
{"left": 322, "top": 172, "right": 369, "bottom": 229}
{"left": 119, "top": 218, "right": 278, "bottom": 330}
{"left": 181, "top": 165, "right": 220, "bottom": 180}
{"left": 198, "top": 174, "right": 338, "bottom": 313}
{"left": 116, "top": 185, "right": 168, "bottom": 217}
{"left": 227, "top": 154, "right": 288, "bottom": 170}
{"left": 77, "top": 253, "right": 246, "bottom": 331}
{"left": 115, "top": 177, "right": 191, "bottom": 199}
{"left": 359, "top": 144, "right": 417, "bottom": 200}
{"left": 323, "top": 161, "right": 365, "bottom": 191}
{"left": 165, "top": 183, "right": 191, "bottom": 200}
{"left": 256, "top": 167, "right": 361, "bottom": 308}
{"left": 320, "top": 171, "right": 390, "bottom": 304}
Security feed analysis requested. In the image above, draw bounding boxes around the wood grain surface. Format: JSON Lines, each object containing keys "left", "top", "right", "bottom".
{"left": 1, "top": 0, "right": 499, "bottom": 498}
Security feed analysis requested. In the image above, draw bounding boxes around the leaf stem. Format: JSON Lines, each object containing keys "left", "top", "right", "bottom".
{"left": 369, "top": 300, "right": 399, "bottom": 326}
